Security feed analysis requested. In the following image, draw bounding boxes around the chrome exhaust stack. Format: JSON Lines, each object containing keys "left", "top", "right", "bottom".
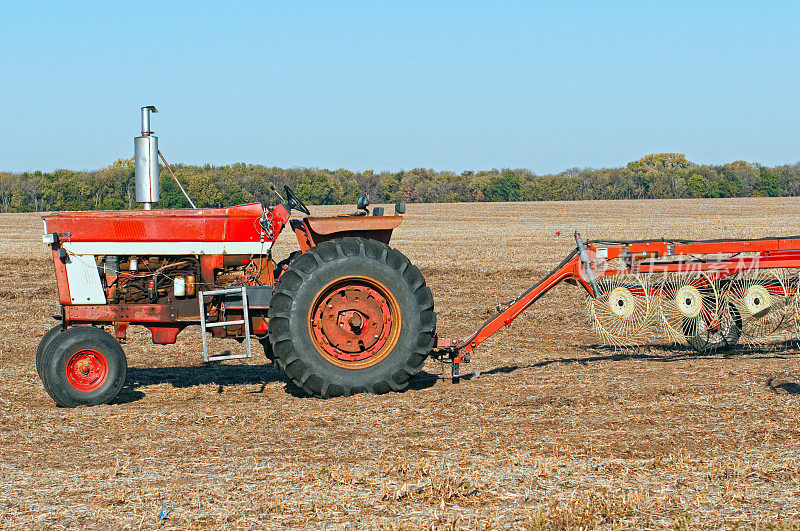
{"left": 134, "top": 106, "right": 159, "bottom": 210}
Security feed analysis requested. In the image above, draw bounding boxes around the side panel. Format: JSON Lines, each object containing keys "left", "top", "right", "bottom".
{"left": 64, "top": 254, "right": 106, "bottom": 304}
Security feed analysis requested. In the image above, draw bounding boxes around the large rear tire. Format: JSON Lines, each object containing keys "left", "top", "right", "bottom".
{"left": 268, "top": 237, "right": 435, "bottom": 397}
{"left": 39, "top": 326, "right": 127, "bottom": 407}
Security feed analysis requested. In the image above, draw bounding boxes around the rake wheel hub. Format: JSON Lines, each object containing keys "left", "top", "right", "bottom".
{"left": 744, "top": 284, "right": 772, "bottom": 317}
{"left": 675, "top": 285, "right": 702, "bottom": 318}
{"left": 608, "top": 287, "right": 635, "bottom": 319}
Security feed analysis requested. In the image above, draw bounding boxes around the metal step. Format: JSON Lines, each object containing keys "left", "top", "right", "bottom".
{"left": 204, "top": 320, "right": 246, "bottom": 328}
{"left": 198, "top": 286, "right": 252, "bottom": 362}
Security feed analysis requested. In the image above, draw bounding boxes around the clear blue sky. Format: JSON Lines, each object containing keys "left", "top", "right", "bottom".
{"left": 1, "top": 1, "right": 798, "bottom": 174}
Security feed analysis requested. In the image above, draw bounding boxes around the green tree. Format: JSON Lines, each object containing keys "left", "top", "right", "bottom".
{"left": 628, "top": 153, "right": 691, "bottom": 171}
{"left": 296, "top": 172, "right": 343, "bottom": 205}
{"left": 758, "top": 167, "right": 780, "bottom": 197}
{"left": 687, "top": 173, "right": 710, "bottom": 198}
{"left": 484, "top": 170, "right": 523, "bottom": 201}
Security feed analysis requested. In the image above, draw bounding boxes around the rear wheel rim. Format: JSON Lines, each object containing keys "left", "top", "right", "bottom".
{"left": 309, "top": 276, "right": 401, "bottom": 369}
{"left": 66, "top": 349, "right": 108, "bottom": 392}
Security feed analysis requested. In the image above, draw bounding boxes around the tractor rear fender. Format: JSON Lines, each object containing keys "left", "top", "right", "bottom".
{"left": 291, "top": 216, "right": 402, "bottom": 251}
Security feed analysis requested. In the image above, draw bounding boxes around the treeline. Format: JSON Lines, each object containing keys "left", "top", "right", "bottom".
{"left": 1, "top": 153, "right": 799, "bottom": 212}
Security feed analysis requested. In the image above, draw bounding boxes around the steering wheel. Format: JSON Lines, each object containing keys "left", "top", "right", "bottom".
{"left": 284, "top": 185, "right": 310, "bottom": 215}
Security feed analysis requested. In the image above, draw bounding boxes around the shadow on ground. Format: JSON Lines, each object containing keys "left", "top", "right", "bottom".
{"left": 458, "top": 343, "right": 800, "bottom": 390}
{"left": 115, "top": 342, "right": 800, "bottom": 404}
{"left": 767, "top": 377, "right": 800, "bottom": 395}
{"left": 115, "top": 363, "right": 442, "bottom": 404}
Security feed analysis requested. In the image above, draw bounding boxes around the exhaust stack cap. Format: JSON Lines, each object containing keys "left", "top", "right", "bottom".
{"left": 141, "top": 106, "right": 158, "bottom": 136}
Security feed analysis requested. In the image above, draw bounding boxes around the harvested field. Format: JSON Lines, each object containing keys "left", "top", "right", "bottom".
{"left": 2, "top": 198, "right": 800, "bottom": 529}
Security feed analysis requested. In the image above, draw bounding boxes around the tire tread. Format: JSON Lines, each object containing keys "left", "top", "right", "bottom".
{"left": 269, "top": 237, "right": 435, "bottom": 397}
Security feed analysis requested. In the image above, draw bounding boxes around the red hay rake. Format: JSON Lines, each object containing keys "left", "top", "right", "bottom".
{"left": 434, "top": 234, "right": 800, "bottom": 380}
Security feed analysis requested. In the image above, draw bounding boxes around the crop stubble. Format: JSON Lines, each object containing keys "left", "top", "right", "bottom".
{"left": 0, "top": 198, "right": 799, "bottom": 529}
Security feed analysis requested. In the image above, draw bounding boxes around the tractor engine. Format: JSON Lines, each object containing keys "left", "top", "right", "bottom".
{"left": 101, "top": 255, "right": 201, "bottom": 304}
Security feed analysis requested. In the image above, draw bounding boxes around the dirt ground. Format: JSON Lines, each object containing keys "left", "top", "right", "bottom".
{"left": 1, "top": 198, "right": 800, "bottom": 529}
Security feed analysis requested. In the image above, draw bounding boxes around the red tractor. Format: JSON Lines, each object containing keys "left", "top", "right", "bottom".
{"left": 37, "top": 108, "right": 435, "bottom": 407}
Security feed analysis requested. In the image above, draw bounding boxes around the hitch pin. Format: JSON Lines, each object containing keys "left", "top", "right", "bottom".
{"left": 452, "top": 356, "right": 460, "bottom": 384}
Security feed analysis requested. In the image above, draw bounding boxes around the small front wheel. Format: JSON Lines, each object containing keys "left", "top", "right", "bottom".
{"left": 39, "top": 327, "right": 127, "bottom": 407}
{"left": 260, "top": 337, "right": 276, "bottom": 362}
{"left": 36, "top": 324, "right": 66, "bottom": 378}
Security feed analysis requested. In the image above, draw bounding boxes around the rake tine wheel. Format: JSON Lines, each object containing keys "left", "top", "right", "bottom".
{"left": 779, "top": 267, "right": 800, "bottom": 341}
{"left": 584, "top": 273, "right": 653, "bottom": 347}
{"left": 788, "top": 269, "right": 800, "bottom": 340}
{"left": 725, "top": 269, "right": 792, "bottom": 346}
{"left": 658, "top": 272, "right": 739, "bottom": 352}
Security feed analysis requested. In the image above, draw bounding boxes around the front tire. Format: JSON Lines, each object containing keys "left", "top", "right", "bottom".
{"left": 260, "top": 337, "right": 275, "bottom": 361}
{"left": 36, "top": 324, "right": 66, "bottom": 378}
{"left": 268, "top": 238, "right": 435, "bottom": 397}
{"left": 39, "top": 326, "right": 127, "bottom": 407}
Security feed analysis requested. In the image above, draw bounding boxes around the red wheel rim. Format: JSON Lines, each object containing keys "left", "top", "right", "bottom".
{"left": 66, "top": 349, "right": 108, "bottom": 392}
{"left": 309, "top": 276, "right": 401, "bottom": 369}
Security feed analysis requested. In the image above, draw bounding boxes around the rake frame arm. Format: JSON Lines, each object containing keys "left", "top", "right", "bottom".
{"left": 437, "top": 246, "right": 593, "bottom": 366}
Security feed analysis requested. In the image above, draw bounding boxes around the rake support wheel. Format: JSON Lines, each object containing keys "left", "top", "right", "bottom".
{"left": 658, "top": 272, "right": 740, "bottom": 352}
{"left": 268, "top": 237, "right": 436, "bottom": 397}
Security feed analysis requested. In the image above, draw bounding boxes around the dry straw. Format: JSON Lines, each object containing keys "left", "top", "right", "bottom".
{"left": 2, "top": 199, "right": 800, "bottom": 528}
